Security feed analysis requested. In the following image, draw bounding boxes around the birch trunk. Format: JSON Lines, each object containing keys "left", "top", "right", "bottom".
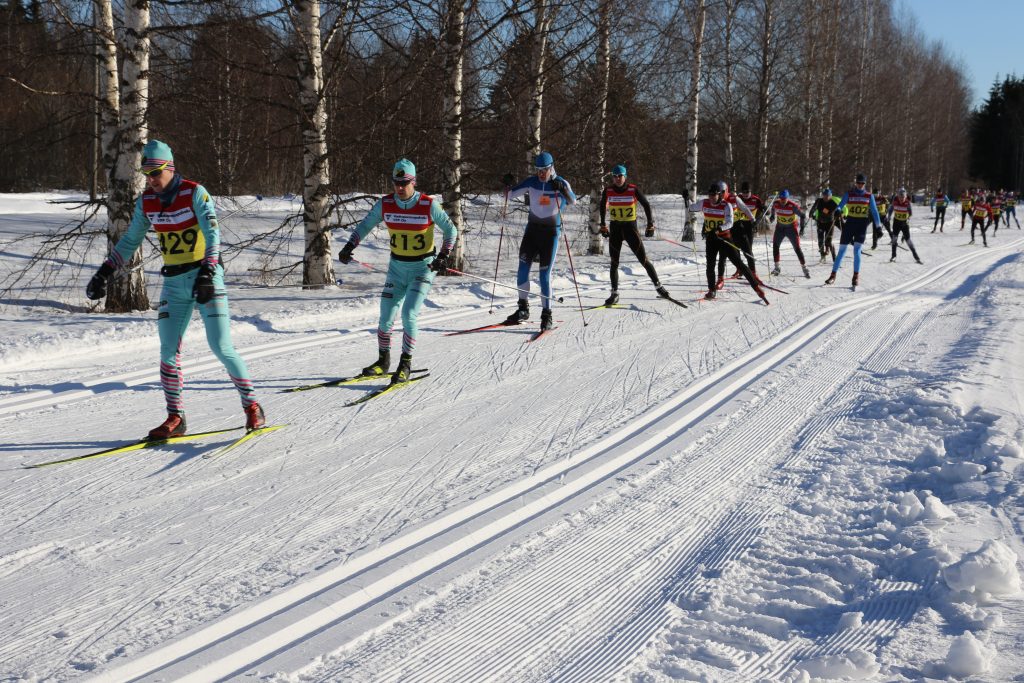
{"left": 754, "top": 0, "right": 774, "bottom": 192}
{"left": 683, "top": 0, "right": 706, "bottom": 242}
{"left": 440, "top": 0, "right": 468, "bottom": 271}
{"left": 587, "top": 0, "right": 611, "bottom": 255}
{"left": 104, "top": 0, "right": 149, "bottom": 312}
{"left": 526, "top": 0, "right": 551, "bottom": 166}
{"left": 296, "top": 0, "right": 335, "bottom": 287}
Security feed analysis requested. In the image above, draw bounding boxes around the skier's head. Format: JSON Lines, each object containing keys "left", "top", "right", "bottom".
{"left": 708, "top": 180, "right": 727, "bottom": 198}
{"left": 898, "top": 187, "right": 907, "bottom": 196}
{"left": 872, "top": 187, "right": 880, "bottom": 194}
{"left": 611, "top": 164, "right": 627, "bottom": 186}
{"left": 392, "top": 158, "right": 417, "bottom": 197}
{"left": 822, "top": 188, "right": 833, "bottom": 197}
{"left": 740, "top": 181, "right": 751, "bottom": 194}
{"left": 534, "top": 151, "right": 555, "bottom": 180}
{"left": 140, "top": 139, "right": 175, "bottom": 191}
{"left": 779, "top": 189, "right": 790, "bottom": 200}
{"left": 854, "top": 172, "right": 867, "bottom": 187}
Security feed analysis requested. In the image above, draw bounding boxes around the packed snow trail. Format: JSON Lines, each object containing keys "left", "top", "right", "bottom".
{"left": 1, "top": 200, "right": 1021, "bottom": 681}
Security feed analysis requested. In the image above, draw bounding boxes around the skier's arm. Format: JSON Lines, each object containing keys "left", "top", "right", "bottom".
{"left": 734, "top": 195, "right": 755, "bottom": 221}
{"left": 635, "top": 188, "right": 655, "bottom": 226}
{"left": 869, "top": 195, "right": 881, "bottom": 226}
{"left": 507, "top": 177, "right": 532, "bottom": 201}
{"left": 191, "top": 184, "right": 221, "bottom": 267}
{"left": 430, "top": 198, "right": 458, "bottom": 251}
{"left": 552, "top": 176, "right": 577, "bottom": 206}
{"left": 107, "top": 197, "right": 152, "bottom": 269}
{"left": 598, "top": 187, "right": 609, "bottom": 225}
{"left": 346, "top": 199, "right": 385, "bottom": 248}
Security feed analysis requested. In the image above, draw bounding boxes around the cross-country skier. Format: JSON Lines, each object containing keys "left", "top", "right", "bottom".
{"left": 871, "top": 187, "right": 891, "bottom": 249}
{"left": 809, "top": 188, "right": 842, "bottom": 263}
{"left": 597, "top": 164, "right": 671, "bottom": 305}
{"left": 931, "top": 189, "right": 950, "bottom": 233}
{"left": 888, "top": 187, "right": 922, "bottom": 263}
{"left": 969, "top": 195, "right": 991, "bottom": 246}
{"left": 688, "top": 181, "right": 768, "bottom": 303}
{"left": 825, "top": 172, "right": 882, "bottom": 288}
{"left": 769, "top": 190, "right": 810, "bottom": 277}
{"left": 338, "top": 158, "right": 458, "bottom": 383}
{"left": 989, "top": 193, "right": 1004, "bottom": 234}
{"left": 959, "top": 188, "right": 974, "bottom": 230}
{"left": 501, "top": 151, "right": 577, "bottom": 331}
{"left": 84, "top": 139, "right": 265, "bottom": 439}
{"left": 717, "top": 181, "right": 764, "bottom": 284}
{"left": 1005, "top": 191, "right": 1020, "bottom": 228}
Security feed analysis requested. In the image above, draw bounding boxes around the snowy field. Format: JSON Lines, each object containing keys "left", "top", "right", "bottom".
{"left": 1, "top": 192, "right": 1023, "bottom": 682}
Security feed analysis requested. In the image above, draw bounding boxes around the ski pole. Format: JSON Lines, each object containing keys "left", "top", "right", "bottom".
{"left": 490, "top": 191, "right": 509, "bottom": 314}
{"left": 561, "top": 229, "right": 588, "bottom": 327}
{"left": 444, "top": 267, "right": 565, "bottom": 303}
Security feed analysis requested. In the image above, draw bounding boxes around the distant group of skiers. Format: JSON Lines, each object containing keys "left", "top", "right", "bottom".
{"left": 82, "top": 140, "right": 1021, "bottom": 441}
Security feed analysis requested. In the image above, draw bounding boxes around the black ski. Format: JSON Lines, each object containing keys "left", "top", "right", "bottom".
{"left": 282, "top": 369, "right": 426, "bottom": 393}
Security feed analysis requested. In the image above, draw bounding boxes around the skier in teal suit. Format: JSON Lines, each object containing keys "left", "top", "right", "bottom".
{"left": 338, "top": 159, "right": 458, "bottom": 384}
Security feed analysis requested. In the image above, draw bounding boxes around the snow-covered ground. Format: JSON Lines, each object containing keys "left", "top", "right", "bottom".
{"left": 1, "top": 193, "right": 1022, "bottom": 682}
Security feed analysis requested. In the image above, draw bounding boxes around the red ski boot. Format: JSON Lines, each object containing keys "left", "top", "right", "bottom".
{"left": 148, "top": 414, "right": 186, "bottom": 440}
{"left": 244, "top": 402, "right": 266, "bottom": 432}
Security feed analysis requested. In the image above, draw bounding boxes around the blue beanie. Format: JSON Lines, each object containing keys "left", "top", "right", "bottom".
{"left": 141, "top": 140, "right": 174, "bottom": 173}
{"left": 612, "top": 164, "right": 627, "bottom": 176}
{"left": 779, "top": 189, "right": 790, "bottom": 200}
{"left": 393, "top": 158, "right": 416, "bottom": 180}
{"left": 534, "top": 151, "right": 554, "bottom": 169}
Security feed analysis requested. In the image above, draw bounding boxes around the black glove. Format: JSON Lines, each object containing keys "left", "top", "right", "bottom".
{"left": 645, "top": 225, "right": 655, "bottom": 238}
{"left": 338, "top": 242, "right": 355, "bottom": 264}
{"left": 86, "top": 262, "right": 114, "bottom": 300}
{"left": 192, "top": 264, "right": 216, "bottom": 304}
{"left": 430, "top": 248, "right": 452, "bottom": 273}
{"left": 501, "top": 173, "right": 516, "bottom": 187}
{"left": 599, "top": 224, "right": 609, "bottom": 237}
{"left": 551, "top": 177, "right": 568, "bottom": 195}
{"left": 800, "top": 230, "right": 806, "bottom": 238}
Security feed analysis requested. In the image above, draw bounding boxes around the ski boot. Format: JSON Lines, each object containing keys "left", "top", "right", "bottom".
{"left": 362, "top": 350, "right": 390, "bottom": 377}
{"left": 704, "top": 290, "right": 716, "bottom": 300}
{"left": 655, "top": 285, "right": 671, "bottom": 299}
{"left": 754, "top": 285, "right": 769, "bottom": 305}
{"left": 604, "top": 291, "right": 619, "bottom": 306}
{"left": 149, "top": 413, "right": 186, "bottom": 440}
{"left": 801, "top": 264, "right": 810, "bottom": 279}
{"left": 824, "top": 271, "right": 836, "bottom": 285}
{"left": 540, "top": 308, "right": 554, "bottom": 331}
{"left": 505, "top": 298, "right": 530, "bottom": 324}
{"left": 244, "top": 402, "right": 266, "bottom": 431}
{"left": 771, "top": 264, "right": 782, "bottom": 276}
{"left": 889, "top": 256, "right": 897, "bottom": 262}
{"left": 732, "top": 269, "right": 742, "bottom": 278}
{"left": 391, "top": 353, "right": 413, "bottom": 384}
{"left": 915, "top": 257, "right": 923, "bottom": 264}
{"left": 715, "top": 276, "right": 725, "bottom": 290}
{"left": 852, "top": 272, "right": 860, "bottom": 288}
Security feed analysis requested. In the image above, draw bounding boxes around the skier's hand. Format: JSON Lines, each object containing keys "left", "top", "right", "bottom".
{"left": 192, "top": 264, "right": 216, "bottom": 304}
{"left": 599, "top": 224, "right": 609, "bottom": 237}
{"left": 645, "top": 225, "right": 655, "bottom": 238}
{"left": 551, "top": 177, "right": 568, "bottom": 197}
{"left": 430, "top": 248, "right": 452, "bottom": 273}
{"left": 501, "top": 173, "right": 516, "bottom": 188}
{"left": 338, "top": 243, "right": 355, "bottom": 264}
{"left": 86, "top": 262, "right": 114, "bottom": 300}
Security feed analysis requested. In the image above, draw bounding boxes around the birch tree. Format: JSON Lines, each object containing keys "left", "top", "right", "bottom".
{"left": 587, "top": 0, "right": 611, "bottom": 255}
{"left": 526, "top": 0, "right": 552, "bottom": 165}
{"left": 101, "top": 0, "right": 150, "bottom": 312}
{"left": 683, "top": 0, "right": 706, "bottom": 241}
{"left": 439, "top": 0, "right": 470, "bottom": 271}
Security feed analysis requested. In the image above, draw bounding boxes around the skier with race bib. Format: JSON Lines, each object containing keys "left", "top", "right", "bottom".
{"left": 338, "top": 158, "right": 458, "bottom": 384}
{"left": 597, "top": 164, "right": 672, "bottom": 306}
{"left": 825, "top": 172, "right": 882, "bottom": 289}
{"left": 502, "top": 151, "right": 577, "bottom": 331}
{"left": 769, "top": 190, "right": 810, "bottom": 278}
{"left": 888, "top": 187, "right": 922, "bottom": 263}
{"left": 84, "top": 139, "right": 265, "bottom": 439}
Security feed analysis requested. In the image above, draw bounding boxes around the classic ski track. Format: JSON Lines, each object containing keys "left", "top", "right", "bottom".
{"left": 85, "top": 239, "right": 1023, "bottom": 682}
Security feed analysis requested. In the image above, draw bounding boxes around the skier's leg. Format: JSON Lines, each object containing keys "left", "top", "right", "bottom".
{"left": 198, "top": 266, "right": 258, "bottom": 409}
{"left": 399, "top": 260, "right": 436, "bottom": 356}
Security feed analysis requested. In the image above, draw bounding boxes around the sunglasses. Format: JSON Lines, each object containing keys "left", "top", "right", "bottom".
{"left": 392, "top": 178, "right": 412, "bottom": 187}
{"left": 141, "top": 160, "right": 170, "bottom": 177}
{"left": 536, "top": 165, "right": 553, "bottom": 173}
{"left": 612, "top": 173, "right": 625, "bottom": 178}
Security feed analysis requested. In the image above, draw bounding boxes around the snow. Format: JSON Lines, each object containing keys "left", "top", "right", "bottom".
{"left": 1, "top": 193, "right": 1023, "bottom": 681}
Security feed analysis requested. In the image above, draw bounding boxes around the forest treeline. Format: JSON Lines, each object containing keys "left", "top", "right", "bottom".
{"left": 0, "top": 0, "right": 988, "bottom": 308}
